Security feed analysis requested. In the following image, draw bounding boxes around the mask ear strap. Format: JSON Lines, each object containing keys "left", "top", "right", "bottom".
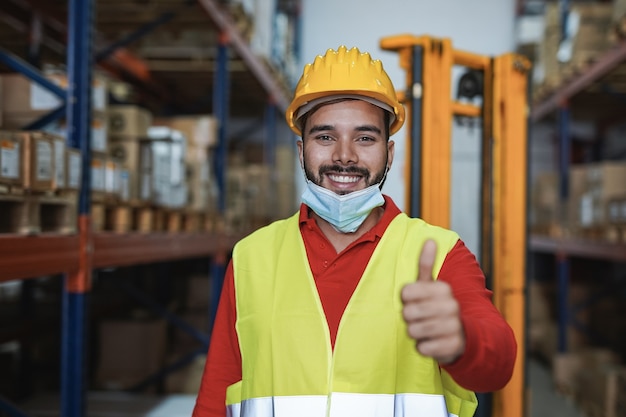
{"left": 300, "top": 159, "right": 313, "bottom": 184}
{"left": 378, "top": 164, "right": 390, "bottom": 186}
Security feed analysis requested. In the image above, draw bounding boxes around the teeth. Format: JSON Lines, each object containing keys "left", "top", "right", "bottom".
{"left": 329, "top": 175, "right": 359, "bottom": 183}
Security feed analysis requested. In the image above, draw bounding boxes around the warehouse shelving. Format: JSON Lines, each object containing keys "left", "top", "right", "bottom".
{"left": 528, "top": 2, "right": 626, "bottom": 356}
{"left": 0, "top": 232, "right": 242, "bottom": 282}
{"left": 0, "top": 235, "right": 79, "bottom": 281}
{"left": 0, "top": 0, "right": 299, "bottom": 416}
{"left": 529, "top": 235, "right": 626, "bottom": 263}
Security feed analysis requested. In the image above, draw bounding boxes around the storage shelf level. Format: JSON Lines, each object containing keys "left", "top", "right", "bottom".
{"left": 0, "top": 235, "right": 79, "bottom": 282}
{"left": 93, "top": 232, "right": 240, "bottom": 269}
{"left": 0, "top": 232, "right": 241, "bottom": 282}
{"left": 529, "top": 235, "right": 626, "bottom": 262}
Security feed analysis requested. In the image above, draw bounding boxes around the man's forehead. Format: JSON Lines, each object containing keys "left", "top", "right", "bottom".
{"left": 308, "top": 101, "right": 385, "bottom": 122}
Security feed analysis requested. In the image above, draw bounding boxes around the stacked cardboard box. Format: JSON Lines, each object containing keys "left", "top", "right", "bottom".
{"left": 0, "top": 130, "right": 80, "bottom": 234}
{"left": 571, "top": 161, "right": 626, "bottom": 241}
{"left": 530, "top": 161, "right": 626, "bottom": 241}
{"left": 537, "top": 3, "right": 614, "bottom": 90}
{"left": 106, "top": 104, "right": 154, "bottom": 203}
{"left": 0, "top": 130, "right": 81, "bottom": 193}
{"left": 0, "top": 71, "right": 109, "bottom": 153}
{"left": 146, "top": 126, "right": 187, "bottom": 209}
{"left": 611, "top": 0, "right": 626, "bottom": 40}
{"left": 96, "top": 319, "right": 167, "bottom": 391}
{"left": 529, "top": 171, "right": 561, "bottom": 235}
{"left": 153, "top": 115, "right": 219, "bottom": 213}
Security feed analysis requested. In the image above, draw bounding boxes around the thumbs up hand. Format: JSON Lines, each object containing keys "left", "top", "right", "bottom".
{"left": 400, "top": 239, "right": 465, "bottom": 365}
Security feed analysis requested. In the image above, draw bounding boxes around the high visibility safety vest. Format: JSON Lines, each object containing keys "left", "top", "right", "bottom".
{"left": 227, "top": 212, "right": 478, "bottom": 417}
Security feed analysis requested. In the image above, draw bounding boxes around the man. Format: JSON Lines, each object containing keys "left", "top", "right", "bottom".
{"left": 192, "top": 45, "right": 516, "bottom": 417}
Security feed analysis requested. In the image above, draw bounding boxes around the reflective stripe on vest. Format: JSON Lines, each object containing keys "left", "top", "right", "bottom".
{"left": 229, "top": 212, "right": 478, "bottom": 417}
{"left": 227, "top": 393, "right": 461, "bottom": 417}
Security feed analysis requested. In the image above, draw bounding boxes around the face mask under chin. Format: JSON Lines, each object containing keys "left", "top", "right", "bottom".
{"left": 300, "top": 167, "right": 388, "bottom": 233}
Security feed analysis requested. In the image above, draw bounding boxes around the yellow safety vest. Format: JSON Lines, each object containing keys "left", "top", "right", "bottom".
{"left": 227, "top": 212, "right": 478, "bottom": 417}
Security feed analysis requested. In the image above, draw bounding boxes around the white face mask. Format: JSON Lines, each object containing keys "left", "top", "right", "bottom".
{"left": 301, "top": 178, "right": 385, "bottom": 234}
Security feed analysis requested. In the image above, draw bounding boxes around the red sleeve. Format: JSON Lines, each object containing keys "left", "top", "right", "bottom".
{"left": 438, "top": 240, "right": 517, "bottom": 393}
{"left": 192, "top": 261, "right": 241, "bottom": 417}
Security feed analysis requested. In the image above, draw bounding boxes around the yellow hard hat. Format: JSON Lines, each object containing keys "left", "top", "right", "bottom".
{"left": 285, "top": 45, "right": 405, "bottom": 136}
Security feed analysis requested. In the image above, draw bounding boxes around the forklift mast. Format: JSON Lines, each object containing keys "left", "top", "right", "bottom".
{"left": 381, "top": 34, "right": 530, "bottom": 417}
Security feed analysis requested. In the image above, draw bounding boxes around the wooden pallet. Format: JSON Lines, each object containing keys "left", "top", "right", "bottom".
{"left": 181, "top": 210, "right": 207, "bottom": 233}
{"left": 91, "top": 201, "right": 213, "bottom": 234}
{"left": 0, "top": 188, "right": 77, "bottom": 235}
{"left": 577, "top": 225, "right": 626, "bottom": 244}
{"left": 92, "top": 201, "right": 153, "bottom": 233}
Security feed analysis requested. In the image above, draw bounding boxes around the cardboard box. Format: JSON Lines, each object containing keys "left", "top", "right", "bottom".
{"left": 96, "top": 320, "right": 167, "bottom": 390}
{"left": 146, "top": 128, "right": 187, "bottom": 208}
{"left": 530, "top": 171, "right": 559, "bottom": 231}
{"left": 108, "top": 105, "right": 153, "bottom": 138}
{"left": 1, "top": 72, "right": 66, "bottom": 114}
{"left": 185, "top": 144, "right": 210, "bottom": 165}
{"left": 47, "top": 133, "right": 66, "bottom": 190}
{"left": 153, "top": 115, "right": 218, "bottom": 148}
{"left": 104, "top": 158, "right": 122, "bottom": 196}
{"left": 65, "top": 147, "right": 82, "bottom": 191}
{"left": 1, "top": 71, "right": 108, "bottom": 114}
{"left": 577, "top": 365, "right": 626, "bottom": 417}
{"left": 3, "top": 111, "right": 108, "bottom": 154}
{"left": 186, "top": 159, "right": 211, "bottom": 211}
{"left": 186, "top": 275, "right": 212, "bottom": 309}
{"left": 139, "top": 143, "right": 154, "bottom": 202}
{"left": 119, "top": 168, "right": 130, "bottom": 201}
{"left": 607, "top": 197, "right": 626, "bottom": 224}
{"left": 18, "top": 132, "right": 54, "bottom": 191}
{"left": 61, "top": 111, "right": 108, "bottom": 153}
{"left": 91, "top": 155, "right": 106, "bottom": 193}
{"left": 109, "top": 138, "right": 156, "bottom": 203}
{"left": 539, "top": 3, "right": 614, "bottom": 87}
{"left": 0, "top": 131, "right": 22, "bottom": 186}
{"left": 575, "top": 161, "right": 626, "bottom": 228}
{"left": 552, "top": 348, "right": 621, "bottom": 399}
{"left": 23, "top": 131, "right": 68, "bottom": 191}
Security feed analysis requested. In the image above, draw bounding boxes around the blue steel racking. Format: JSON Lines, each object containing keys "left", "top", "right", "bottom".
{"left": 0, "top": 0, "right": 300, "bottom": 415}
{"left": 529, "top": 0, "right": 626, "bottom": 355}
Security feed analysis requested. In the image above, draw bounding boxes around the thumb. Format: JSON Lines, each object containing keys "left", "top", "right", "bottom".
{"left": 417, "top": 239, "right": 437, "bottom": 282}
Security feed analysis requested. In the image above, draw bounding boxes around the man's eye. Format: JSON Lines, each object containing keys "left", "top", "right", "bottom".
{"left": 316, "top": 135, "right": 333, "bottom": 141}
{"left": 357, "top": 136, "right": 375, "bottom": 142}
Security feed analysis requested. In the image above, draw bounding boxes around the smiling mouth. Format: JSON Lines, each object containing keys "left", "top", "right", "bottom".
{"left": 319, "top": 165, "right": 369, "bottom": 184}
{"left": 327, "top": 174, "right": 361, "bottom": 184}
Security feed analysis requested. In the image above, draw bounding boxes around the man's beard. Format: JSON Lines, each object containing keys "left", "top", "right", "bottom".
{"left": 303, "top": 157, "right": 388, "bottom": 195}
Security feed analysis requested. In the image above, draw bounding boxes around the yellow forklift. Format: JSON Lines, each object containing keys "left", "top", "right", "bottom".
{"left": 381, "top": 34, "right": 530, "bottom": 417}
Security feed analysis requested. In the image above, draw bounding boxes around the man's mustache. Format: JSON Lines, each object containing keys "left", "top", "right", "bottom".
{"left": 319, "top": 165, "right": 369, "bottom": 177}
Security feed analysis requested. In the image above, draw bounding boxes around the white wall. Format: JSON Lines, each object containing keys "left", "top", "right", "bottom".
{"left": 296, "top": 0, "right": 517, "bottom": 254}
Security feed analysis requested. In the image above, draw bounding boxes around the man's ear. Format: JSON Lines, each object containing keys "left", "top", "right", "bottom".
{"left": 387, "top": 139, "right": 395, "bottom": 169}
{"left": 297, "top": 140, "right": 304, "bottom": 170}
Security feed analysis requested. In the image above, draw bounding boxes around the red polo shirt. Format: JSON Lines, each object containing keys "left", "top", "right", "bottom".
{"left": 192, "top": 196, "right": 516, "bottom": 417}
